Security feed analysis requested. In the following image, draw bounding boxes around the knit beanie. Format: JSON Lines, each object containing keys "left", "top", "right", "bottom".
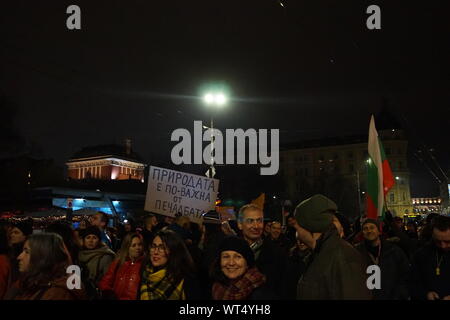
{"left": 218, "top": 236, "right": 255, "bottom": 268}
{"left": 81, "top": 226, "right": 102, "bottom": 240}
{"left": 294, "top": 194, "right": 337, "bottom": 233}
{"left": 362, "top": 218, "right": 381, "bottom": 231}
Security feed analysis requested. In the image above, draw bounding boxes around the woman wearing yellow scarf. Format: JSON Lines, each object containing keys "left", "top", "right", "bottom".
{"left": 139, "top": 229, "right": 202, "bottom": 300}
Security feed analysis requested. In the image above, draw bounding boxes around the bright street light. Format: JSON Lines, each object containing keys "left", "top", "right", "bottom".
{"left": 396, "top": 176, "right": 400, "bottom": 180}
{"left": 203, "top": 92, "right": 227, "bottom": 106}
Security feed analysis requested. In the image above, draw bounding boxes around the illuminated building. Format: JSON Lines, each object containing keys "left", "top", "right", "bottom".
{"left": 66, "top": 139, "right": 146, "bottom": 182}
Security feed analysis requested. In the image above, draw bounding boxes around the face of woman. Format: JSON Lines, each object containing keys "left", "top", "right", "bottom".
{"left": 84, "top": 235, "right": 100, "bottom": 249}
{"left": 220, "top": 250, "right": 248, "bottom": 280}
{"left": 17, "top": 241, "right": 31, "bottom": 273}
{"left": 9, "top": 227, "right": 26, "bottom": 245}
{"left": 129, "top": 237, "right": 143, "bottom": 260}
{"left": 150, "top": 236, "right": 168, "bottom": 268}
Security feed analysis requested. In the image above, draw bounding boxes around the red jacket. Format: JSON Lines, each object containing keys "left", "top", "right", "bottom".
{"left": 98, "top": 256, "right": 143, "bottom": 300}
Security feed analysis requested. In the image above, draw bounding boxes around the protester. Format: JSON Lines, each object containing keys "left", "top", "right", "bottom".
{"left": 210, "top": 236, "right": 274, "bottom": 300}
{"left": 90, "top": 212, "right": 113, "bottom": 249}
{"left": 409, "top": 215, "right": 450, "bottom": 300}
{"left": 78, "top": 226, "right": 115, "bottom": 296}
{"left": 284, "top": 234, "right": 312, "bottom": 299}
{"left": 46, "top": 221, "right": 81, "bottom": 266}
{"left": 0, "top": 227, "right": 11, "bottom": 299}
{"left": 6, "top": 233, "right": 86, "bottom": 300}
{"left": 99, "top": 233, "right": 144, "bottom": 300}
{"left": 7, "top": 219, "right": 33, "bottom": 289}
{"left": 237, "top": 204, "right": 287, "bottom": 298}
{"left": 263, "top": 220, "right": 272, "bottom": 239}
{"left": 139, "top": 229, "right": 202, "bottom": 300}
{"left": 406, "top": 221, "right": 419, "bottom": 240}
{"left": 355, "top": 218, "right": 410, "bottom": 299}
{"left": 267, "top": 221, "right": 290, "bottom": 254}
{"left": 294, "top": 194, "right": 371, "bottom": 300}
{"left": 141, "top": 214, "right": 158, "bottom": 251}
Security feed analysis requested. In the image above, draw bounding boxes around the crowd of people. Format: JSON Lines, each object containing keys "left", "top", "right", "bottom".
{"left": 0, "top": 194, "right": 449, "bottom": 300}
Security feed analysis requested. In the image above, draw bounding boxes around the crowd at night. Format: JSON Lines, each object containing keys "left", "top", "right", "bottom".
{"left": 1, "top": 0, "right": 449, "bottom": 310}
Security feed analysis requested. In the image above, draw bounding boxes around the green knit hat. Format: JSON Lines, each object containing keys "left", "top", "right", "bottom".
{"left": 294, "top": 194, "right": 337, "bottom": 233}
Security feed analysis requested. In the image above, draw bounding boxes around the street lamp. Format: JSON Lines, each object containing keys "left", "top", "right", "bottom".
{"left": 203, "top": 90, "right": 228, "bottom": 178}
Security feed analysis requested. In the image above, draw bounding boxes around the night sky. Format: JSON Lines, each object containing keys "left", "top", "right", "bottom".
{"left": 2, "top": 0, "right": 449, "bottom": 196}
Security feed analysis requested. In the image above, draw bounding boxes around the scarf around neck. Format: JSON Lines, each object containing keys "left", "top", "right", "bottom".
{"left": 140, "top": 265, "right": 185, "bottom": 300}
{"left": 212, "top": 267, "right": 266, "bottom": 300}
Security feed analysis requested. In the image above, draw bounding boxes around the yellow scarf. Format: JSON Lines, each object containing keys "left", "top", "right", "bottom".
{"left": 140, "top": 266, "right": 185, "bottom": 300}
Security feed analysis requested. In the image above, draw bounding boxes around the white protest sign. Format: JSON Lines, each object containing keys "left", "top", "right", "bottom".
{"left": 144, "top": 166, "right": 220, "bottom": 224}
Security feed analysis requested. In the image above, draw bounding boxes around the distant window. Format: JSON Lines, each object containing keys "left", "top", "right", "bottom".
{"left": 390, "top": 193, "right": 395, "bottom": 203}
{"left": 403, "top": 193, "right": 406, "bottom": 201}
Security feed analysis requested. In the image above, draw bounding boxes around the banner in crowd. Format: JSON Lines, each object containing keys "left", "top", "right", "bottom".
{"left": 144, "top": 166, "right": 220, "bottom": 224}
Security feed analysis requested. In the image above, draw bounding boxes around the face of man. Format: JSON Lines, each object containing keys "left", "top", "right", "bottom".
{"left": 362, "top": 223, "right": 380, "bottom": 242}
{"left": 270, "top": 222, "right": 282, "bottom": 240}
{"left": 287, "top": 217, "right": 296, "bottom": 228}
{"left": 90, "top": 214, "right": 104, "bottom": 229}
{"left": 433, "top": 228, "right": 450, "bottom": 252}
{"left": 332, "top": 216, "right": 344, "bottom": 238}
{"left": 264, "top": 222, "right": 272, "bottom": 234}
{"left": 238, "top": 208, "right": 264, "bottom": 243}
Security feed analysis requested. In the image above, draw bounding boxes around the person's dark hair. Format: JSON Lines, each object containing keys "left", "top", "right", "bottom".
{"left": 21, "top": 233, "right": 72, "bottom": 292}
{"left": 152, "top": 229, "right": 195, "bottom": 284}
{"left": 96, "top": 212, "right": 109, "bottom": 226}
{"left": 144, "top": 214, "right": 155, "bottom": 223}
{"left": 45, "top": 221, "right": 80, "bottom": 264}
{"left": 432, "top": 215, "right": 450, "bottom": 232}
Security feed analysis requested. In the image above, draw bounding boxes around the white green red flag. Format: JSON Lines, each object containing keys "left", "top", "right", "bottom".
{"left": 366, "top": 115, "right": 395, "bottom": 219}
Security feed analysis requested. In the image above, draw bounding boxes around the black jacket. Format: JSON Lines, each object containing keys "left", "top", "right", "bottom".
{"left": 355, "top": 240, "right": 410, "bottom": 300}
{"left": 408, "top": 242, "right": 450, "bottom": 300}
{"left": 255, "top": 238, "right": 288, "bottom": 299}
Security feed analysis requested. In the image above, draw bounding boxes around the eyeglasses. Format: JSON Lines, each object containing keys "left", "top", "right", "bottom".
{"left": 243, "top": 218, "right": 264, "bottom": 225}
{"left": 150, "top": 244, "right": 166, "bottom": 253}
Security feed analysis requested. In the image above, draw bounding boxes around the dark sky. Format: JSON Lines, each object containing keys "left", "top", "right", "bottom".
{"left": 2, "top": 0, "right": 449, "bottom": 196}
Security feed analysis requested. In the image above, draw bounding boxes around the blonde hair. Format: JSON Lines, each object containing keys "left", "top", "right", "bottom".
{"left": 116, "top": 233, "right": 143, "bottom": 267}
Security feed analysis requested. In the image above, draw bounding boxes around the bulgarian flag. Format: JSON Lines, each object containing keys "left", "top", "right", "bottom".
{"left": 366, "top": 115, "right": 395, "bottom": 219}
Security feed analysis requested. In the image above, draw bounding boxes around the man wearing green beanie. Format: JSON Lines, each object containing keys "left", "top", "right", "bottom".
{"left": 293, "top": 194, "right": 372, "bottom": 300}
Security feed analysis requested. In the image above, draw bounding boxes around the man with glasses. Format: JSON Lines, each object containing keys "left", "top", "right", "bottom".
{"left": 237, "top": 204, "right": 288, "bottom": 299}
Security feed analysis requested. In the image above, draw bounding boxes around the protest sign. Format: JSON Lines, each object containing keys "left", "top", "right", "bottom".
{"left": 144, "top": 166, "right": 220, "bottom": 224}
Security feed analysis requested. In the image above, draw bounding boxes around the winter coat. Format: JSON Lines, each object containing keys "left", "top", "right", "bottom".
{"left": 297, "top": 226, "right": 372, "bottom": 300}
{"left": 12, "top": 276, "right": 86, "bottom": 300}
{"left": 408, "top": 242, "right": 450, "bottom": 300}
{"left": 283, "top": 248, "right": 311, "bottom": 299}
{"left": 78, "top": 245, "right": 116, "bottom": 283}
{"left": 355, "top": 240, "right": 410, "bottom": 299}
{"left": 98, "top": 256, "right": 144, "bottom": 300}
{"left": 255, "top": 238, "right": 288, "bottom": 299}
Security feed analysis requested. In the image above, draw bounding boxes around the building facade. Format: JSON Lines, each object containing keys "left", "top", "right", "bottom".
{"left": 280, "top": 129, "right": 413, "bottom": 218}
{"left": 66, "top": 140, "right": 146, "bottom": 182}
